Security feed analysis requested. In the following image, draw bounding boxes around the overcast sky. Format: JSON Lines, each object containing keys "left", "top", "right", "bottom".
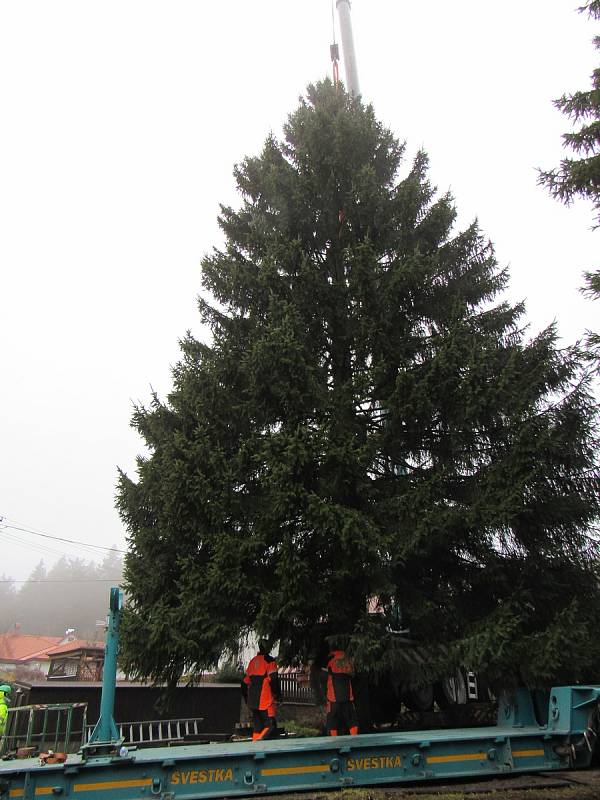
{"left": 1, "top": 1, "right": 598, "bottom": 584}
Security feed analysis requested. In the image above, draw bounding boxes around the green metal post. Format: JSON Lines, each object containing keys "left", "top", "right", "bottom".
{"left": 53, "top": 708, "right": 61, "bottom": 751}
{"left": 39, "top": 709, "right": 48, "bottom": 752}
{"left": 81, "top": 705, "right": 87, "bottom": 747}
{"left": 64, "top": 706, "right": 73, "bottom": 752}
{"left": 24, "top": 707, "right": 34, "bottom": 750}
{"left": 87, "top": 587, "right": 122, "bottom": 745}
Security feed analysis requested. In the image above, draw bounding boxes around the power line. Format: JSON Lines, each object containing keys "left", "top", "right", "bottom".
{"left": 0, "top": 528, "right": 69, "bottom": 560}
{"left": 2, "top": 525, "right": 117, "bottom": 561}
{"left": 2, "top": 521, "right": 121, "bottom": 563}
{"left": 0, "top": 520, "right": 127, "bottom": 555}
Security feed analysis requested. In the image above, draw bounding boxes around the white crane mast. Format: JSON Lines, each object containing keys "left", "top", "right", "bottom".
{"left": 336, "top": 0, "right": 360, "bottom": 96}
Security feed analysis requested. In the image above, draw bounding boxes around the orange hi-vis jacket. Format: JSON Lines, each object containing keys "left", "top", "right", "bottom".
{"left": 243, "top": 654, "right": 281, "bottom": 711}
{"left": 326, "top": 650, "right": 354, "bottom": 703}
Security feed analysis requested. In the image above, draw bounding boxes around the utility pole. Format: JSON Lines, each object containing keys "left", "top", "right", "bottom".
{"left": 336, "top": 0, "right": 360, "bottom": 96}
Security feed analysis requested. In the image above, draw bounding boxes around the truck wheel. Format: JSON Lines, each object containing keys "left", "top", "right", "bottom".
{"left": 403, "top": 684, "right": 434, "bottom": 712}
{"left": 434, "top": 670, "right": 468, "bottom": 708}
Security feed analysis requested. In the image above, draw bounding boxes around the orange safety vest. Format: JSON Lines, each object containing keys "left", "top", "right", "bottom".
{"left": 326, "top": 650, "right": 354, "bottom": 703}
{"left": 243, "top": 654, "right": 280, "bottom": 711}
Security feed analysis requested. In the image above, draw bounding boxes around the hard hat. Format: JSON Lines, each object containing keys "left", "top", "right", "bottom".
{"left": 0, "top": 685, "right": 11, "bottom": 693}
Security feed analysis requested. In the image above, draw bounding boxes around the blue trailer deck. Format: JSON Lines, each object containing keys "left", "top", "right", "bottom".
{"left": 2, "top": 590, "right": 597, "bottom": 799}
{"left": 1, "top": 685, "right": 599, "bottom": 799}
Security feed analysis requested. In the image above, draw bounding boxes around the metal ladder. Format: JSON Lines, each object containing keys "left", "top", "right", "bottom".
{"left": 85, "top": 717, "right": 205, "bottom": 747}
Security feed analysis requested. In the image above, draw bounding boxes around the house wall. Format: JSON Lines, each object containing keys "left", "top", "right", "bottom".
{"left": 0, "top": 660, "right": 50, "bottom": 677}
{"left": 25, "top": 661, "right": 50, "bottom": 676}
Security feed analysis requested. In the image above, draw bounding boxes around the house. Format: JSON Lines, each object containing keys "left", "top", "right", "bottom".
{"left": 46, "top": 640, "right": 105, "bottom": 681}
{"left": 0, "top": 632, "right": 64, "bottom": 677}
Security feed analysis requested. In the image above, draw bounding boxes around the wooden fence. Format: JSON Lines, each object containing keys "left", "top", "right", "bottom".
{"left": 279, "top": 672, "right": 314, "bottom": 705}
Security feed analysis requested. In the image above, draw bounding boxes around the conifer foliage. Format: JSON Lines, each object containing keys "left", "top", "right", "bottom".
{"left": 583, "top": 270, "right": 600, "bottom": 357}
{"left": 118, "top": 83, "right": 600, "bottom": 688}
{"left": 539, "top": 1, "right": 600, "bottom": 225}
{"left": 539, "top": 1, "right": 600, "bottom": 368}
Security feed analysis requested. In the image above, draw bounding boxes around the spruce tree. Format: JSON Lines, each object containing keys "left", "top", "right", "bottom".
{"left": 118, "top": 83, "right": 600, "bottom": 690}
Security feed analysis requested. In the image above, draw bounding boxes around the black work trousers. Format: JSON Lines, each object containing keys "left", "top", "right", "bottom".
{"left": 326, "top": 700, "right": 358, "bottom": 736}
{"left": 251, "top": 709, "right": 277, "bottom": 741}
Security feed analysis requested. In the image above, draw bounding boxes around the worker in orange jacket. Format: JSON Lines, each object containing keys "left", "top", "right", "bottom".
{"left": 326, "top": 649, "right": 358, "bottom": 736}
{"left": 242, "top": 640, "right": 281, "bottom": 741}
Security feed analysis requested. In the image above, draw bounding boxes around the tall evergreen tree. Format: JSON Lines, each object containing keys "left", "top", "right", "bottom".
{"left": 0, "top": 577, "right": 17, "bottom": 634}
{"left": 12, "top": 555, "right": 123, "bottom": 639}
{"left": 118, "top": 83, "right": 600, "bottom": 689}
{"left": 15, "top": 561, "right": 47, "bottom": 633}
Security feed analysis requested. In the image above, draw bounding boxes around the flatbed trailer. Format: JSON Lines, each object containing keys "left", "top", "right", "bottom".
{"left": 2, "top": 590, "right": 597, "bottom": 799}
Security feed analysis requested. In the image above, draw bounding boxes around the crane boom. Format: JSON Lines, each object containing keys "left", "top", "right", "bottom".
{"left": 336, "top": 0, "right": 360, "bottom": 96}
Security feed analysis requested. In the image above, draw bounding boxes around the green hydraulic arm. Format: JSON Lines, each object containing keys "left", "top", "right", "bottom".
{"left": 85, "top": 586, "right": 123, "bottom": 751}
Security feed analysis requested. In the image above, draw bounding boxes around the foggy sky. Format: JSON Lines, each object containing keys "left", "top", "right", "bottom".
{"left": 1, "top": 1, "right": 597, "bottom": 581}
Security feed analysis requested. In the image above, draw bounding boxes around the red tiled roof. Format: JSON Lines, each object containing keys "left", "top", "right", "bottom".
{"left": 47, "top": 640, "right": 105, "bottom": 657}
{"left": 0, "top": 634, "right": 63, "bottom": 663}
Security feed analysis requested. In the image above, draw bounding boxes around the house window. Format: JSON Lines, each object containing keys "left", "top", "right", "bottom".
{"left": 48, "top": 659, "right": 78, "bottom": 679}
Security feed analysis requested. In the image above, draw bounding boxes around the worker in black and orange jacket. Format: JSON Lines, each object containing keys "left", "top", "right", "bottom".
{"left": 326, "top": 649, "right": 359, "bottom": 736}
{"left": 241, "top": 640, "right": 281, "bottom": 741}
